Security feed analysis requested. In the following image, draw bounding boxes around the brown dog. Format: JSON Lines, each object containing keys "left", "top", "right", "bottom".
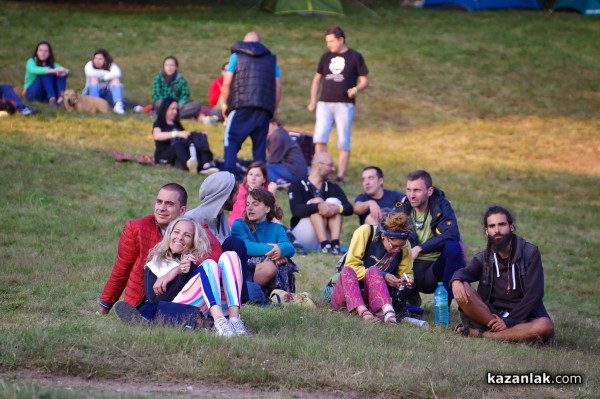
{"left": 63, "top": 89, "right": 110, "bottom": 114}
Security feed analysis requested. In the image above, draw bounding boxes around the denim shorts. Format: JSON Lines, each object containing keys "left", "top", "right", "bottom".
{"left": 313, "top": 101, "right": 355, "bottom": 151}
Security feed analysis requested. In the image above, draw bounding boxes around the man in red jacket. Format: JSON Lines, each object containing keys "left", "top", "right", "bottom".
{"left": 98, "top": 183, "right": 189, "bottom": 314}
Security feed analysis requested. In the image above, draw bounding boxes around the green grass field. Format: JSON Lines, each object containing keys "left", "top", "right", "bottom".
{"left": 1, "top": 1, "right": 599, "bottom": 397}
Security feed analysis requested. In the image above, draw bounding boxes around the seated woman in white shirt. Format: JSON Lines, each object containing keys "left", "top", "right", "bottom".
{"left": 83, "top": 48, "right": 126, "bottom": 114}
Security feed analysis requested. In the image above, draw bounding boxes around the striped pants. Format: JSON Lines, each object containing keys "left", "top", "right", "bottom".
{"left": 173, "top": 251, "right": 243, "bottom": 318}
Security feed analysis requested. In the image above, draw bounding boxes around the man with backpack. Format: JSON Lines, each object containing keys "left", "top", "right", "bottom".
{"left": 451, "top": 205, "right": 554, "bottom": 342}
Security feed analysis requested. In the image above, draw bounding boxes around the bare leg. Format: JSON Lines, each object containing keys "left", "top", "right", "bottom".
{"left": 309, "top": 213, "right": 329, "bottom": 242}
{"left": 456, "top": 284, "right": 495, "bottom": 327}
{"left": 337, "top": 149, "right": 350, "bottom": 180}
{"left": 228, "top": 305, "right": 240, "bottom": 319}
{"left": 327, "top": 214, "right": 343, "bottom": 241}
{"left": 253, "top": 260, "right": 277, "bottom": 288}
{"left": 315, "top": 143, "right": 327, "bottom": 153}
{"left": 475, "top": 317, "right": 554, "bottom": 342}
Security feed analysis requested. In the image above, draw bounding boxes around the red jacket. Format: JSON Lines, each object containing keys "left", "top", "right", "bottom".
{"left": 208, "top": 76, "right": 223, "bottom": 108}
{"left": 99, "top": 215, "right": 222, "bottom": 310}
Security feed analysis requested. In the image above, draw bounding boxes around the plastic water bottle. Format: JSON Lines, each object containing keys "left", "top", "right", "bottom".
{"left": 433, "top": 282, "right": 449, "bottom": 327}
{"left": 189, "top": 142, "right": 197, "bottom": 160}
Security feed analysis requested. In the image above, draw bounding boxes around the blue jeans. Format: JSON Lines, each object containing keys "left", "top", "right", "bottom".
{"left": 313, "top": 101, "right": 355, "bottom": 151}
{"left": 25, "top": 74, "right": 67, "bottom": 103}
{"left": 0, "top": 84, "right": 26, "bottom": 108}
{"left": 266, "top": 162, "right": 301, "bottom": 184}
{"left": 223, "top": 108, "right": 270, "bottom": 176}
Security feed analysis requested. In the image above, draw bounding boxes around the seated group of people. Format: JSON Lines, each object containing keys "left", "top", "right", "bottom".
{"left": 18, "top": 41, "right": 225, "bottom": 118}
{"left": 99, "top": 164, "right": 554, "bottom": 343}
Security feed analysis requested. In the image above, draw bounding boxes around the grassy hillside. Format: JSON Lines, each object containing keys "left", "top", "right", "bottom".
{"left": 0, "top": 1, "right": 598, "bottom": 397}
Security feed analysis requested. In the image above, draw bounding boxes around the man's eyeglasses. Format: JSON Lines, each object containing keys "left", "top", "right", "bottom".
{"left": 317, "top": 161, "right": 334, "bottom": 167}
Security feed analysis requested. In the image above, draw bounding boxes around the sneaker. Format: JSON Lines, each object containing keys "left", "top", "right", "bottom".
{"left": 293, "top": 241, "right": 307, "bottom": 256}
{"left": 18, "top": 106, "right": 39, "bottom": 116}
{"left": 229, "top": 317, "right": 248, "bottom": 336}
{"left": 186, "top": 158, "right": 198, "bottom": 175}
{"left": 200, "top": 163, "right": 219, "bottom": 175}
{"left": 133, "top": 105, "right": 144, "bottom": 113}
{"left": 113, "top": 102, "right": 125, "bottom": 115}
{"left": 213, "top": 317, "right": 235, "bottom": 337}
{"left": 321, "top": 244, "right": 332, "bottom": 254}
{"left": 114, "top": 301, "right": 147, "bottom": 325}
{"left": 331, "top": 244, "right": 341, "bottom": 256}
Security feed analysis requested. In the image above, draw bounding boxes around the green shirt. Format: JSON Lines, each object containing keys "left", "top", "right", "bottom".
{"left": 24, "top": 58, "right": 68, "bottom": 90}
{"left": 414, "top": 209, "right": 441, "bottom": 262}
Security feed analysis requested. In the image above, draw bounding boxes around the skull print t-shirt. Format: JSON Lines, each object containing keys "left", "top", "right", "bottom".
{"left": 316, "top": 49, "right": 368, "bottom": 104}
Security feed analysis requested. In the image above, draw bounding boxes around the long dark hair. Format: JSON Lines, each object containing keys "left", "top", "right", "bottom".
{"left": 155, "top": 97, "right": 184, "bottom": 130}
{"left": 242, "top": 161, "right": 269, "bottom": 190}
{"left": 243, "top": 187, "right": 282, "bottom": 232}
{"left": 92, "top": 49, "right": 113, "bottom": 70}
{"left": 32, "top": 41, "right": 55, "bottom": 67}
{"left": 483, "top": 205, "right": 516, "bottom": 268}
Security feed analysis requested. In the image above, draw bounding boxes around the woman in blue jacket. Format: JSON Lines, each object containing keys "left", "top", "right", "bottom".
{"left": 231, "top": 187, "right": 297, "bottom": 293}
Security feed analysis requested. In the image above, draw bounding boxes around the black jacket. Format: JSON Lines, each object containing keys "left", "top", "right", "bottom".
{"left": 395, "top": 187, "right": 462, "bottom": 255}
{"left": 288, "top": 179, "right": 353, "bottom": 229}
{"left": 228, "top": 41, "right": 276, "bottom": 116}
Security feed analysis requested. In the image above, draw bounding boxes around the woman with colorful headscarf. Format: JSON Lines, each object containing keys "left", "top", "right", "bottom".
{"left": 330, "top": 211, "right": 414, "bottom": 324}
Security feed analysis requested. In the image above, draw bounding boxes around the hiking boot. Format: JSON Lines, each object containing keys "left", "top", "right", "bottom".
{"left": 229, "top": 317, "right": 248, "bottom": 336}
{"left": 113, "top": 102, "right": 125, "bottom": 115}
{"left": 114, "top": 301, "right": 147, "bottom": 325}
{"left": 213, "top": 317, "right": 235, "bottom": 337}
{"left": 186, "top": 158, "right": 198, "bottom": 175}
{"left": 321, "top": 244, "right": 332, "bottom": 254}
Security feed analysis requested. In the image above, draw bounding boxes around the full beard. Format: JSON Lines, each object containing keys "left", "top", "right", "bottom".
{"left": 490, "top": 233, "right": 513, "bottom": 254}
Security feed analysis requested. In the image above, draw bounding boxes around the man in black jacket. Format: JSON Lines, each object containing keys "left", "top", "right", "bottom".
{"left": 221, "top": 31, "right": 282, "bottom": 178}
{"left": 452, "top": 206, "right": 554, "bottom": 342}
{"left": 395, "top": 170, "right": 466, "bottom": 305}
{"left": 288, "top": 152, "right": 353, "bottom": 254}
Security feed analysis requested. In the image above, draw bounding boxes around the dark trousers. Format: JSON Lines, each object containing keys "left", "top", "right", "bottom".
{"left": 0, "top": 84, "right": 26, "bottom": 108}
{"left": 412, "top": 240, "right": 466, "bottom": 303}
{"left": 138, "top": 302, "right": 200, "bottom": 328}
{"left": 223, "top": 107, "right": 270, "bottom": 176}
{"left": 25, "top": 74, "right": 67, "bottom": 103}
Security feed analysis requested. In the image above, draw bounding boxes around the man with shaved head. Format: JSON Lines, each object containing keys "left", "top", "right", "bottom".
{"left": 221, "top": 31, "right": 282, "bottom": 179}
{"left": 288, "top": 152, "right": 353, "bottom": 254}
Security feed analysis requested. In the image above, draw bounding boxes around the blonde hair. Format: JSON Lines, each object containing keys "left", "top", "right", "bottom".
{"left": 146, "top": 217, "right": 211, "bottom": 264}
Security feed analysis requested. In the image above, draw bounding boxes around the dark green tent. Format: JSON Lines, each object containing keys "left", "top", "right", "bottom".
{"left": 554, "top": 0, "right": 600, "bottom": 15}
{"left": 262, "top": 0, "right": 344, "bottom": 15}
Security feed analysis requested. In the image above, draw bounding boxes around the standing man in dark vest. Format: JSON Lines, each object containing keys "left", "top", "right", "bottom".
{"left": 221, "top": 31, "right": 282, "bottom": 179}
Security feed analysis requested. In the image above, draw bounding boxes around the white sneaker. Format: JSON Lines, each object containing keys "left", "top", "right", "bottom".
{"left": 213, "top": 317, "right": 235, "bottom": 337}
{"left": 133, "top": 105, "right": 144, "bottom": 113}
{"left": 113, "top": 102, "right": 125, "bottom": 115}
{"left": 186, "top": 158, "right": 198, "bottom": 175}
{"left": 229, "top": 317, "right": 248, "bottom": 336}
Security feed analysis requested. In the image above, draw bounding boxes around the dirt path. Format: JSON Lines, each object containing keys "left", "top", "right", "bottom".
{"left": 1, "top": 369, "right": 350, "bottom": 398}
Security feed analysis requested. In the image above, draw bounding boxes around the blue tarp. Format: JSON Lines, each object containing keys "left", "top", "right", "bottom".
{"left": 424, "top": 0, "right": 542, "bottom": 10}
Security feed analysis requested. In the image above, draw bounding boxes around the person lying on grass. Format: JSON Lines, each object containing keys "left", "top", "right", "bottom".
{"left": 114, "top": 217, "right": 248, "bottom": 337}
{"left": 231, "top": 187, "right": 298, "bottom": 296}
{"left": 329, "top": 211, "right": 414, "bottom": 324}
{"left": 452, "top": 205, "right": 554, "bottom": 343}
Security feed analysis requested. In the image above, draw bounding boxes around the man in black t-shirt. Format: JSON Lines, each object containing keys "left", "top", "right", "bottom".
{"left": 307, "top": 26, "right": 369, "bottom": 184}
